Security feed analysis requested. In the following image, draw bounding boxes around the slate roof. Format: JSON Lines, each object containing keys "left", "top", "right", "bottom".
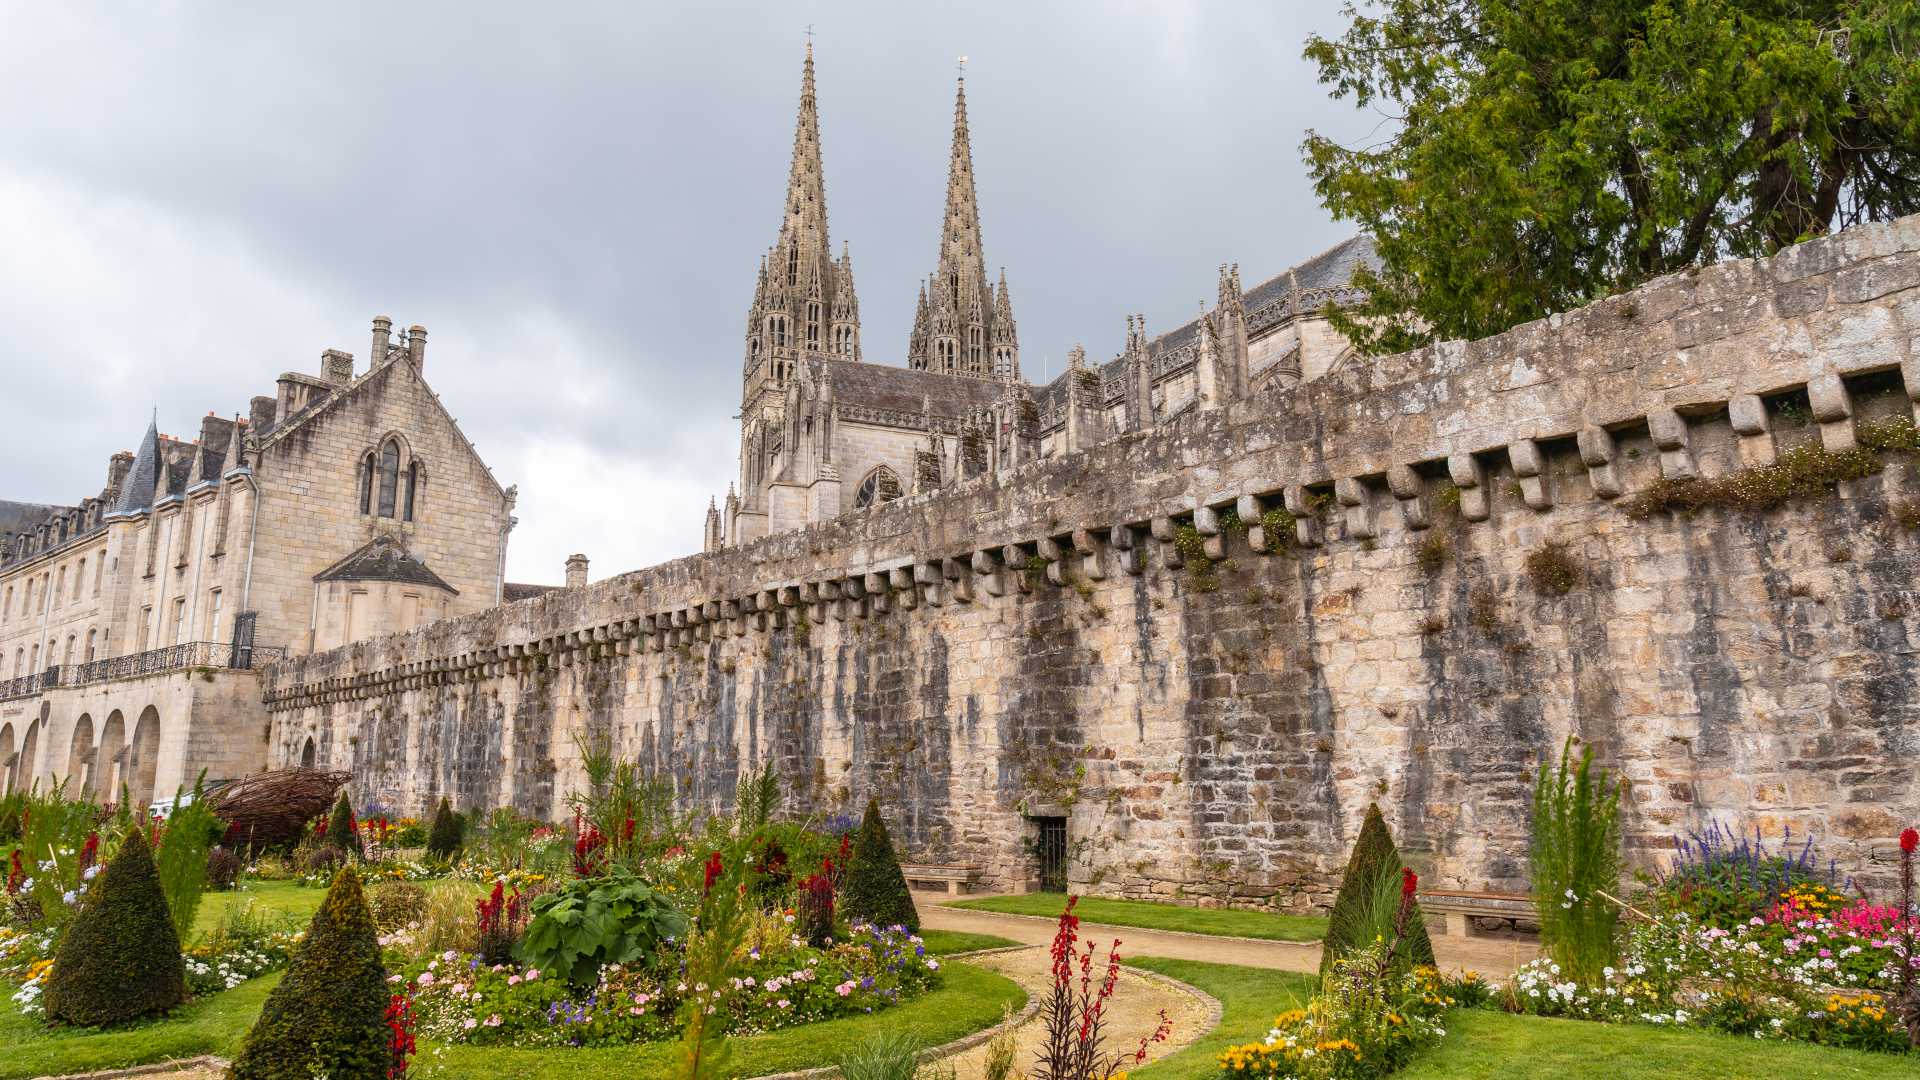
{"left": 0, "top": 500, "right": 58, "bottom": 538}
{"left": 314, "top": 535, "right": 457, "bottom": 593}
{"left": 818, "top": 357, "right": 1007, "bottom": 418}
{"left": 1034, "top": 235, "right": 1380, "bottom": 413}
{"left": 503, "top": 582, "right": 560, "bottom": 603}
{"left": 111, "top": 419, "right": 162, "bottom": 515}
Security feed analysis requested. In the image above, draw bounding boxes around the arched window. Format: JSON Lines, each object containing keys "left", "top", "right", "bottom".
{"left": 769, "top": 315, "right": 788, "bottom": 348}
{"left": 404, "top": 461, "right": 420, "bottom": 522}
{"left": 787, "top": 243, "right": 798, "bottom": 286}
{"left": 377, "top": 440, "right": 400, "bottom": 517}
{"left": 807, "top": 302, "right": 821, "bottom": 346}
{"left": 853, "top": 465, "right": 902, "bottom": 510}
{"left": 84, "top": 629, "right": 96, "bottom": 663}
{"left": 359, "top": 453, "right": 375, "bottom": 515}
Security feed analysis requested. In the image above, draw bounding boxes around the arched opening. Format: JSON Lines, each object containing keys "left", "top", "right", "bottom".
{"left": 0, "top": 724, "right": 15, "bottom": 795}
{"left": 66, "top": 714, "right": 95, "bottom": 797}
{"left": 96, "top": 710, "right": 125, "bottom": 806}
{"left": 127, "top": 707, "right": 160, "bottom": 810}
{"left": 300, "top": 736, "right": 316, "bottom": 769}
{"left": 403, "top": 461, "right": 420, "bottom": 522}
{"left": 853, "top": 465, "right": 903, "bottom": 511}
{"left": 377, "top": 441, "right": 400, "bottom": 518}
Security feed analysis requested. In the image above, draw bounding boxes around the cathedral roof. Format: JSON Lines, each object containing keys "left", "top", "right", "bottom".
{"left": 1032, "top": 234, "right": 1380, "bottom": 412}
{"left": 314, "top": 534, "right": 457, "bottom": 593}
{"left": 820, "top": 357, "right": 1005, "bottom": 419}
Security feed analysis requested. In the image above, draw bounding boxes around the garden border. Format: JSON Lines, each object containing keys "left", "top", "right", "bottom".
{"left": 753, "top": 948, "right": 1225, "bottom": 1080}
{"left": 937, "top": 902, "right": 1324, "bottom": 948}
{"left": 33, "top": 1056, "right": 228, "bottom": 1080}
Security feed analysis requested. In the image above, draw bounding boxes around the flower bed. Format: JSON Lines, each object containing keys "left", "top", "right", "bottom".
{"left": 401, "top": 921, "right": 939, "bottom": 1048}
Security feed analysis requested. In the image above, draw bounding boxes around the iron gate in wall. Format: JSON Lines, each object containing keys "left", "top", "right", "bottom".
{"left": 1035, "top": 816, "right": 1068, "bottom": 892}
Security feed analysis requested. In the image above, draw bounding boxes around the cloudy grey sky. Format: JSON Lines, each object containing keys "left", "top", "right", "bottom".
{"left": 0, "top": 2, "right": 1379, "bottom": 583}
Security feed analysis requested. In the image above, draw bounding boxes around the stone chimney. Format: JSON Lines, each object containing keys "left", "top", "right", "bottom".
{"left": 249, "top": 395, "right": 277, "bottom": 434}
{"left": 565, "top": 553, "right": 589, "bottom": 589}
{"left": 371, "top": 315, "right": 393, "bottom": 366}
{"left": 408, "top": 325, "right": 428, "bottom": 371}
{"left": 322, "top": 349, "right": 355, "bottom": 385}
{"left": 106, "top": 450, "right": 135, "bottom": 498}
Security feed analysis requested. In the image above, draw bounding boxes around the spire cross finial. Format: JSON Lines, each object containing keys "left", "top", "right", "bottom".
{"left": 957, "top": 55, "right": 967, "bottom": 79}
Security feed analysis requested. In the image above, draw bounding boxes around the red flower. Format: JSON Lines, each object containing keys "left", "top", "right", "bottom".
{"left": 78, "top": 831, "right": 99, "bottom": 873}
{"left": 703, "top": 851, "right": 724, "bottom": 893}
{"left": 1402, "top": 867, "right": 1418, "bottom": 898}
{"left": 1901, "top": 828, "right": 1918, "bottom": 854}
{"left": 5, "top": 850, "right": 22, "bottom": 896}
{"left": 384, "top": 992, "right": 416, "bottom": 1078}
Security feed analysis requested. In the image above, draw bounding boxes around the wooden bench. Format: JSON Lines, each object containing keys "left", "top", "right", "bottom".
{"left": 901, "top": 863, "right": 985, "bottom": 896}
{"left": 1418, "top": 889, "right": 1536, "bottom": 938}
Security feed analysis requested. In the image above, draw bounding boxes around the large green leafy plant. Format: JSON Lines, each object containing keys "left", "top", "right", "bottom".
{"left": 1321, "top": 803, "right": 1433, "bottom": 975}
{"left": 520, "top": 873, "right": 689, "bottom": 985}
{"left": 1304, "top": 0, "right": 1920, "bottom": 355}
{"left": 154, "top": 774, "right": 226, "bottom": 941}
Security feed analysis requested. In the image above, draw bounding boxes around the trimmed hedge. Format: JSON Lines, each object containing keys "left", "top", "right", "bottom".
{"left": 425, "top": 796, "right": 463, "bottom": 862}
{"left": 326, "top": 791, "right": 359, "bottom": 857}
{"left": 44, "top": 828, "right": 187, "bottom": 1026}
{"left": 841, "top": 798, "right": 918, "bottom": 933}
{"left": 1321, "top": 802, "right": 1434, "bottom": 974}
{"left": 229, "top": 867, "right": 389, "bottom": 1079}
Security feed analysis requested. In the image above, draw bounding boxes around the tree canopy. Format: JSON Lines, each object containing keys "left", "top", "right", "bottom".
{"left": 1304, "top": 0, "right": 1920, "bottom": 353}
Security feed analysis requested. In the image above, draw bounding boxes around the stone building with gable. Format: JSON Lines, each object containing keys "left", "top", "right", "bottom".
{"left": 0, "top": 320, "right": 516, "bottom": 806}
{"left": 709, "top": 47, "right": 1379, "bottom": 551}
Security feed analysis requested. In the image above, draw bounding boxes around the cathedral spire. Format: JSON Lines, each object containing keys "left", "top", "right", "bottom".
{"left": 908, "top": 69, "right": 1019, "bottom": 382}
{"left": 743, "top": 42, "right": 859, "bottom": 385}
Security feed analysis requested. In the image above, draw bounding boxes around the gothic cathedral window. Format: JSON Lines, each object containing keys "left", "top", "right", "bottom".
{"left": 377, "top": 441, "right": 400, "bottom": 518}
{"left": 853, "top": 465, "right": 902, "bottom": 510}
{"left": 404, "top": 461, "right": 420, "bottom": 522}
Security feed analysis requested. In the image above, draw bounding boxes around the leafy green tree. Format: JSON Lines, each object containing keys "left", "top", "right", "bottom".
{"left": 327, "top": 790, "right": 360, "bottom": 857}
{"left": 230, "top": 868, "right": 389, "bottom": 1079}
{"left": 44, "top": 828, "right": 186, "bottom": 1026}
{"left": 425, "top": 795, "right": 463, "bottom": 861}
{"left": 1304, "top": 0, "right": 1920, "bottom": 353}
{"left": 841, "top": 798, "right": 919, "bottom": 933}
{"left": 1321, "top": 803, "right": 1434, "bottom": 974}
{"left": 155, "top": 773, "right": 226, "bottom": 941}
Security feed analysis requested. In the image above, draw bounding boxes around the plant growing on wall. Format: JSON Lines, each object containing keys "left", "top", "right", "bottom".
{"left": 1530, "top": 737, "right": 1625, "bottom": 984}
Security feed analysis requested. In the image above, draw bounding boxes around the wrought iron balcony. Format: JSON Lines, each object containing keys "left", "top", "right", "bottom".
{"left": 0, "top": 640, "right": 287, "bottom": 702}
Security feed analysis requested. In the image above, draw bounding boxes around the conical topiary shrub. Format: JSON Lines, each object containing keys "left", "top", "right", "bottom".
{"left": 44, "top": 827, "right": 186, "bottom": 1026}
{"left": 229, "top": 867, "right": 389, "bottom": 1079}
{"left": 841, "top": 798, "right": 918, "bottom": 933}
{"left": 326, "top": 791, "right": 360, "bottom": 857}
{"left": 1320, "top": 802, "right": 1435, "bottom": 974}
{"left": 425, "top": 795, "right": 462, "bottom": 862}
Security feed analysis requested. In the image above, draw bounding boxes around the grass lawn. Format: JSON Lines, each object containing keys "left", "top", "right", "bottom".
{"left": 193, "top": 879, "right": 329, "bottom": 938}
{"left": 919, "top": 928, "right": 1019, "bottom": 955}
{"left": 1124, "top": 957, "right": 1919, "bottom": 1080}
{"left": 0, "top": 973, "right": 282, "bottom": 1079}
{"left": 949, "top": 892, "right": 1327, "bottom": 943}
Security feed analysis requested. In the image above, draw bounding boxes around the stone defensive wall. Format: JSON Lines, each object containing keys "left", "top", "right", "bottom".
{"left": 264, "top": 215, "right": 1920, "bottom": 908}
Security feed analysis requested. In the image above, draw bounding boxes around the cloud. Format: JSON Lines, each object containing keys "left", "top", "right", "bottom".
{"left": 0, "top": 1, "right": 1377, "bottom": 584}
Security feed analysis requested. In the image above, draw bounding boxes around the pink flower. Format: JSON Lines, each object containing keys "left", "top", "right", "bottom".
{"left": 525, "top": 968, "right": 540, "bottom": 981}
{"left": 507, "top": 974, "right": 521, "bottom": 986}
{"left": 416, "top": 971, "right": 435, "bottom": 987}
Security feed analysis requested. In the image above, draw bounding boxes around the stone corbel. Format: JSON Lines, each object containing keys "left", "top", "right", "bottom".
{"left": 1036, "top": 537, "right": 1069, "bottom": 586}
{"left": 1193, "top": 504, "right": 1227, "bottom": 560}
{"left": 1807, "top": 374, "right": 1857, "bottom": 453}
{"left": 1149, "top": 516, "right": 1182, "bottom": 568}
{"left": 1235, "top": 495, "right": 1273, "bottom": 553}
{"left": 914, "top": 561, "right": 945, "bottom": 607}
{"left": 973, "top": 549, "right": 1006, "bottom": 596}
{"left": 1728, "top": 394, "right": 1776, "bottom": 467}
{"left": 1576, "top": 427, "right": 1624, "bottom": 499}
{"left": 1110, "top": 524, "right": 1144, "bottom": 575}
{"left": 865, "top": 571, "right": 891, "bottom": 614}
{"left": 1071, "top": 527, "right": 1108, "bottom": 581}
{"left": 888, "top": 567, "right": 918, "bottom": 610}
{"left": 1385, "top": 465, "right": 1430, "bottom": 530}
{"left": 1647, "top": 408, "right": 1698, "bottom": 480}
{"left": 1445, "top": 454, "right": 1490, "bottom": 522}
{"left": 942, "top": 557, "right": 973, "bottom": 602}
{"left": 1334, "top": 477, "right": 1375, "bottom": 539}
{"left": 1000, "top": 545, "right": 1032, "bottom": 593}
{"left": 1282, "top": 486, "right": 1324, "bottom": 546}
{"left": 1508, "top": 439, "right": 1553, "bottom": 511}
{"left": 1903, "top": 353, "right": 1920, "bottom": 427}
